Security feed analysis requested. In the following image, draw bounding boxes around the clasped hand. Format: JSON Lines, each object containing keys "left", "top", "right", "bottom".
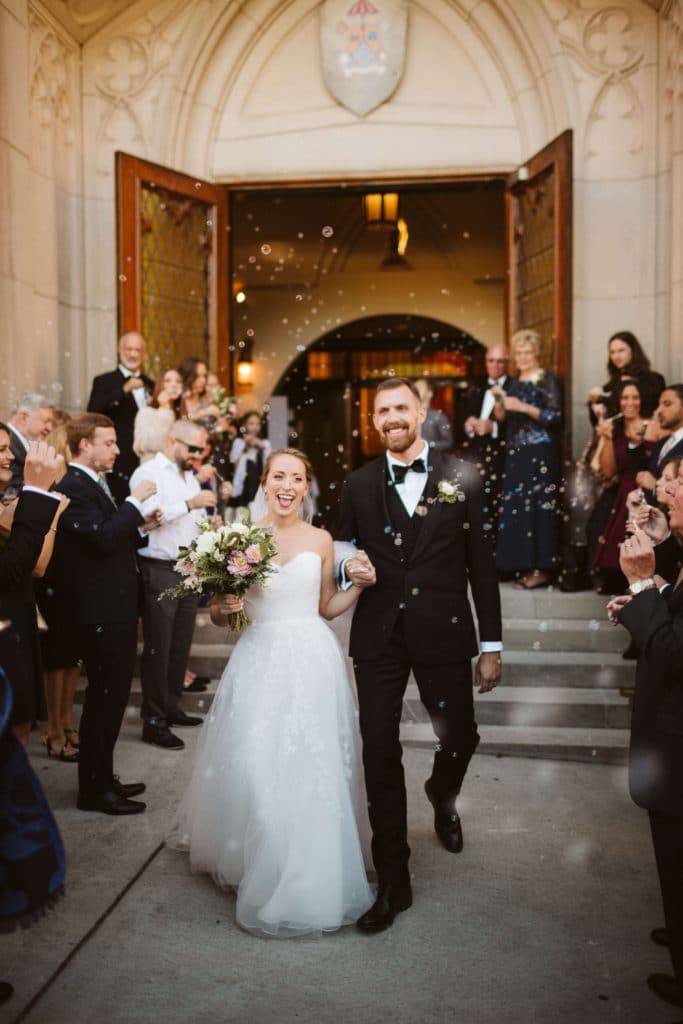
{"left": 345, "top": 551, "right": 377, "bottom": 589}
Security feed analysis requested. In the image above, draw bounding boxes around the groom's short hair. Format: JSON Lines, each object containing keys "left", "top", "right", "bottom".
{"left": 375, "top": 377, "right": 421, "bottom": 403}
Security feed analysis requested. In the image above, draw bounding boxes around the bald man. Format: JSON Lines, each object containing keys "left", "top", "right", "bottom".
{"left": 130, "top": 420, "right": 217, "bottom": 750}
{"left": 87, "top": 332, "right": 154, "bottom": 502}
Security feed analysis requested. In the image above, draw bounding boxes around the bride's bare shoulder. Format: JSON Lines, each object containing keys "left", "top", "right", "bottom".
{"left": 299, "top": 523, "right": 333, "bottom": 553}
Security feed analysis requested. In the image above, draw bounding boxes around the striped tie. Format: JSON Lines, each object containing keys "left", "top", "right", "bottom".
{"left": 98, "top": 474, "right": 116, "bottom": 505}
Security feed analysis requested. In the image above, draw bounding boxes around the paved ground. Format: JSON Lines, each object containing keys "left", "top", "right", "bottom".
{"left": 1, "top": 718, "right": 677, "bottom": 1024}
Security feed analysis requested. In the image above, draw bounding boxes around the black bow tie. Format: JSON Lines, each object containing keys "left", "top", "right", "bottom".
{"left": 487, "top": 378, "right": 501, "bottom": 387}
{"left": 392, "top": 458, "right": 427, "bottom": 484}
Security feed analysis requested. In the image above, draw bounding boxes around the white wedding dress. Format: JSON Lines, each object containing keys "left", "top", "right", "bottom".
{"left": 167, "top": 551, "right": 374, "bottom": 937}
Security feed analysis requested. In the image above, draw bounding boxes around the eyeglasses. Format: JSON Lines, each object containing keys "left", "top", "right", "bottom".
{"left": 172, "top": 438, "right": 204, "bottom": 455}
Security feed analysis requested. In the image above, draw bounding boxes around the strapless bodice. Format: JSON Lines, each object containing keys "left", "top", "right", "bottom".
{"left": 245, "top": 550, "right": 322, "bottom": 624}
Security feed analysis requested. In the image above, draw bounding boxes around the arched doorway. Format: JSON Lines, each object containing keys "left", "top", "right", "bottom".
{"left": 273, "top": 314, "right": 486, "bottom": 526}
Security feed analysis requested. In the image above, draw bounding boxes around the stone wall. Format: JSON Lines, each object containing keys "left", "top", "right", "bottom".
{"left": 0, "top": 0, "right": 679, "bottom": 449}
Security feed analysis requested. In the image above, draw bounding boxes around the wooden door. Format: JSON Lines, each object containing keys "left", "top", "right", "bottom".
{"left": 505, "top": 130, "right": 572, "bottom": 402}
{"left": 116, "top": 153, "right": 230, "bottom": 385}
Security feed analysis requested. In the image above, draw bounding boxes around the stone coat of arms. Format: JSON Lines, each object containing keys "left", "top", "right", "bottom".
{"left": 320, "top": 0, "right": 408, "bottom": 117}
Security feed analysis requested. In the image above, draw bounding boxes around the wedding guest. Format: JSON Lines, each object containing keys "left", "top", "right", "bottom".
{"left": 55, "top": 413, "right": 159, "bottom": 814}
{"left": 635, "top": 385, "right": 683, "bottom": 494}
{"left": 414, "top": 378, "right": 453, "bottom": 453}
{"left": 230, "top": 411, "right": 271, "bottom": 510}
{"left": 130, "top": 421, "right": 216, "bottom": 751}
{"left": 178, "top": 356, "right": 221, "bottom": 428}
{"left": 0, "top": 661, "right": 65, "bottom": 1006}
{"left": 588, "top": 330, "right": 665, "bottom": 423}
{"left": 87, "top": 331, "right": 153, "bottom": 502}
{"left": 590, "top": 381, "right": 660, "bottom": 593}
{"left": 0, "top": 435, "right": 64, "bottom": 745}
{"left": 494, "top": 330, "right": 562, "bottom": 589}
{"left": 5, "top": 394, "right": 54, "bottom": 494}
{"left": 34, "top": 418, "right": 81, "bottom": 762}
{"left": 460, "top": 344, "right": 510, "bottom": 540}
{"left": 133, "top": 368, "right": 183, "bottom": 464}
{"left": 608, "top": 524, "right": 683, "bottom": 1014}
{"left": 656, "top": 457, "right": 682, "bottom": 513}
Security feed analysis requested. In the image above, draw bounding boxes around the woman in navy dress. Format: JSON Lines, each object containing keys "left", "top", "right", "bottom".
{"left": 493, "top": 330, "right": 562, "bottom": 589}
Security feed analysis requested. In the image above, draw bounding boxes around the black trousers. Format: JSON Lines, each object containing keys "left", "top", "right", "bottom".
{"left": 139, "top": 559, "right": 199, "bottom": 725}
{"left": 649, "top": 809, "right": 683, "bottom": 987}
{"left": 354, "top": 617, "right": 479, "bottom": 884}
{"left": 78, "top": 619, "right": 138, "bottom": 795}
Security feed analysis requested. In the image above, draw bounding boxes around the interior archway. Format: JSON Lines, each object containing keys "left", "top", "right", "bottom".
{"left": 273, "top": 313, "right": 487, "bottom": 526}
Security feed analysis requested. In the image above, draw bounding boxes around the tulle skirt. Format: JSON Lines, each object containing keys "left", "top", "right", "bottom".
{"left": 167, "top": 614, "right": 373, "bottom": 937}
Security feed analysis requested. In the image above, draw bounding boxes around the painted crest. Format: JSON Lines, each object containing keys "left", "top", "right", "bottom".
{"left": 320, "top": 0, "right": 408, "bottom": 117}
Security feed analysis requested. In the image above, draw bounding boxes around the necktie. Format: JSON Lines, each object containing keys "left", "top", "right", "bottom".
{"left": 98, "top": 474, "right": 117, "bottom": 505}
{"left": 392, "top": 458, "right": 427, "bottom": 485}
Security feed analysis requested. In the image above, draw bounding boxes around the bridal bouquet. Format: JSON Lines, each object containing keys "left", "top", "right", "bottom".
{"left": 162, "top": 517, "right": 277, "bottom": 631}
{"left": 212, "top": 386, "right": 238, "bottom": 422}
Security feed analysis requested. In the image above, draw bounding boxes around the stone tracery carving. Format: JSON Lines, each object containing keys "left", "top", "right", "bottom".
{"left": 29, "top": 9, "right": 77, "bottom": 145}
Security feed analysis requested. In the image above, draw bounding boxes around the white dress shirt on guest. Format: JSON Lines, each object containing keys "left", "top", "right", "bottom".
{"left": 129, "top": 452, "right": 205, "bottom": 561}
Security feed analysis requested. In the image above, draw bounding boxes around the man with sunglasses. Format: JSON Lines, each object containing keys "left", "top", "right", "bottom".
{"left": 130, "top": 420, "right": 217, "bottom": 750}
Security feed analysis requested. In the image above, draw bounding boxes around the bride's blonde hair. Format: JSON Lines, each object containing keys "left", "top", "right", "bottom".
{"left": 260, "top": 447, "right": 314, "bottom": 485}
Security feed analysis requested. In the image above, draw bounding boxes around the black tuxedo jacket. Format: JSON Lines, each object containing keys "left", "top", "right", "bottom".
{"left": 464, "top": 376, "right": 509, "bottom": 422}
{"left": 337, "top": 452, "right": 502, "bottom": 663}
{"left": 648, "top": 435, "right": 683, "bottom": 476}
{"left": 7, "top": 428, "right": 27, "bottom": 494}
{"left": 54, "top": 466, "right": 144, "bottom": 625}
{"left": 0, "top": 489, "right": 57, "bottom": 596}
{"left": 87, "top": 369, "right": 153, "bottom": 478}
{"left": 619, "top": 583, "right": 683, "bottom": 816}
{"left": 655, "top": 532, "right": 683, "bottom": 585}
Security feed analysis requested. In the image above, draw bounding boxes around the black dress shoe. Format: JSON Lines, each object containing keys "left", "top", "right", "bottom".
{"left": 142, "top": 723, "right": 185, "bottom": 749}
{"left": 650, "top": 927, "right": 670, "bottom": 948}
{"left": 167, "top": 711, "right": 203, "bottom": 727}
{"left": 112, "top": 776, "right": 146, "bottom": 799}
{"left": 424, "top": 779, "right": 463, "bottom": 853}
{"left": 184, "top": 677, "right": 209, "bottom": 693}
{"left": 0, "top": 982, "right": 14, "bottom": 1006}
{"left": 356, "top": 882, "right": 412, "bottom": 935}
{"left": 647, "top": 974, "right": 683, "bottom": 1008}
{"left": 77, "top": 790, "right": 146, "bottom": 815}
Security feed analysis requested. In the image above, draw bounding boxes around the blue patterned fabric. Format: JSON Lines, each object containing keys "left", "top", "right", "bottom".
{"left": 0, "top": 670, "right": 65, "bottom": 928}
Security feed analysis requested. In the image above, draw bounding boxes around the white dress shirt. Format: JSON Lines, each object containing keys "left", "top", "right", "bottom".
{"left": 387, "top": 442, "right": 431, "bottom": 516}
{"left": 478, "top": 375, "right": 507, "bottom": 439}
{"left": 119, "top": 363, "right": 148, "bottom": 411}
{"left": 129, "top": 452, "right": 204, "bottom": 560}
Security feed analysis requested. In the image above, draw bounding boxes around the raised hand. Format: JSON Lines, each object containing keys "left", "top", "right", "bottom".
{"left": 210, "top": 592, "right": 243, "bottom": 625}
{"left": 619, "top": 529, "right": 655, "bottom": 584}
{"left": 606, "top": 594, "right": 632, "bottom": 625}
{"left": 189, "top": 490, "right": 217, "bottom": 510}
{"left": 632, "top": 502, "right": 669, "bottom": 544}
{"left": 23, "top": 441, "right": 64, "bottom": 491}
{"left": 131, "top": 479, "right": 157, "bottom": 503}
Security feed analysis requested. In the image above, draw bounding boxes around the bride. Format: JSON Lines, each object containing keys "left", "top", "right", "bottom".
{"left": 168, "top": 448, "right": 375, "bottom": 937}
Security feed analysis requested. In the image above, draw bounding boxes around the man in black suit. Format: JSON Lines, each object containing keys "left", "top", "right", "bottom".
{"left": 337, "top": 377, "right": 502, "bottom": 934}
{"left": 56, "top": 413, "right": 160, "bottom": 815}
{"left": 460, "top": 344, "right": 509, "bottom": 540}
{"left": 5, "top": 394, "right": 54, "bottom": 495}
{"left": 636, "top": 384, "right": 683, "bottom": 493}
{"left": 87, "top": 332, "right": 153, "bottom": 502}
{"left": 608, "top": 510, "right": 683, "bottom": 1013}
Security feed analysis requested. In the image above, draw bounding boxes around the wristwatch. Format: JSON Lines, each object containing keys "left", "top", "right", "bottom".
{"left": 629, "top": 578, "right": 656, "bottom": 595}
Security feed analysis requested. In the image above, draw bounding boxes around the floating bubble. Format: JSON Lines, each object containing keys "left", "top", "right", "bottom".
{"left": 322, "top": 226, "right": 334, "bottom": 237}
{"left": 411, "top": 587, "right": 419, "bottom": 596}
{"left": 260, "top": 244, "right": 272, "bottom": 255}
{"left": 118, "top": 274, "right": 127, "bottom": 282}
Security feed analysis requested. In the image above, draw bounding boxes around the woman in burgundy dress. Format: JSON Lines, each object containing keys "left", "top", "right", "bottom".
{"left": 590, "top": 380, "right": 661, "bottom": 592}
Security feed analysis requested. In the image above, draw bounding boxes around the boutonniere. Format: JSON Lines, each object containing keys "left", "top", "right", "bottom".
{"left": 437, "top": 478, "right": 465, "bottom": 504}
{"left": 527, "top": 370, "right": 545, "bottom": 386}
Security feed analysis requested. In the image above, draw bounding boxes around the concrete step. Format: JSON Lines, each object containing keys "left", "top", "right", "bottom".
{"left": 494, "top": 650, "right": 636, "bottom": 688}
{"left": 501, "top": 617, "right": 627, "bottom": 652}
{"left": 499, "top": 582, "right": 615, "bottom": 619}
{"left": 401, "top": 722, "right": 629, "bottom": 766}
{"left": 403, "top": 683, "right": 632, "bottom": 730}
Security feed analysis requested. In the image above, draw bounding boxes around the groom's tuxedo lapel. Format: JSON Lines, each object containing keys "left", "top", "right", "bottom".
{"left": 410, "top": 451, "right": 445, "bottom": 562}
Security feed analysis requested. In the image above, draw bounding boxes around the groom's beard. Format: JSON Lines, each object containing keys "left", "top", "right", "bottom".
{"left": 380, "top": 421, "right": 419, "bottom": 454}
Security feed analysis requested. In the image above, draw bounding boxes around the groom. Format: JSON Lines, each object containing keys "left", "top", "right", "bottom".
{"left": 337, "top": 377, "right": 502, "bottom": 934}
